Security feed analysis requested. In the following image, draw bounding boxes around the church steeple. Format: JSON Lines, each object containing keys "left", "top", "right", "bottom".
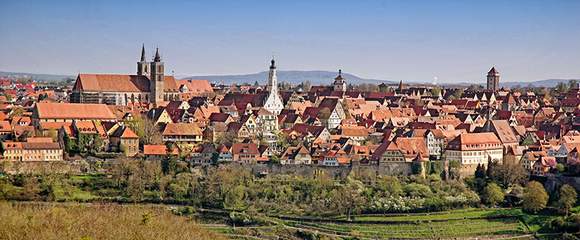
{"left": 137, "top": 44, "right": 149, "bottom": 76}
{"left": 267, "top": 58, "right": 277, "bottom": 92}
{"left": 150, "top": 48, "right": 165, "bottom": 106}
{"left": 333, "top": 69, "right": 346, "bottom": 92}
{"left": 264, "top": 57, "right": 284, "bottom": 115}
{"left": 154, "top": 48, "right": 161, "bottom": 62}
{"left": 140, "top": 44, "right": 146, "bottom": 62}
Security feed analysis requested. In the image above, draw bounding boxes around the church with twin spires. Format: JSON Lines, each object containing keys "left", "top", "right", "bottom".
{"left": 71, "top": 45, "right": 179, "bottom": 107}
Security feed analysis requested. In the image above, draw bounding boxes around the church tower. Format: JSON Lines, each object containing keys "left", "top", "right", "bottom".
{"left": 264, "top": 58, "right": 284, "bottom": 115}
{"left": 137, "top": 44, "right": 149, "bottom": 76}
{"left": 267, "top": 58, "right": 277, "bottom": 92}
{"left": 487, "top": 67, "right": 500, "bottom": 91}
{"left": 149, "top": 48, "right": 165, "bottom": 106}
{"left": 333, "top": 69, "right": 347, "bottom": 92}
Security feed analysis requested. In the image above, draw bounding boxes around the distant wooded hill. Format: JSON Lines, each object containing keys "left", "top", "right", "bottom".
{"left": 183, "top": 70, "right": 396, "bottom": 86}
{"left": 1, "top": 70, "right": 576, "bottom": 88}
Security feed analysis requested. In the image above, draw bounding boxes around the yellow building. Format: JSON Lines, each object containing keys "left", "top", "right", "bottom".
{"left": 1, "top": 138, "right": 63, "bottom": 161}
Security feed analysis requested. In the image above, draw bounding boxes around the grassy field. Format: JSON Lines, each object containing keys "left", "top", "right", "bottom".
{"left": 285, "top": 218, "right": 525, "bottom": 239}
{"left": 0, "top": 202, "right": 226, "bottom": 240}
{"left": 334, "top": 208, "right": 520, "bottom": 222}
{"left": 0, "top": 201, "right": 557, "bottom": 240}
{"left": 198, "top": 208, "right": 557, "bottom": 239}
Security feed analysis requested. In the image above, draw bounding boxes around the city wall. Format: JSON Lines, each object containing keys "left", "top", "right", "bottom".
{"left": 0, "top": 159, "right": 414, "bottom": 178}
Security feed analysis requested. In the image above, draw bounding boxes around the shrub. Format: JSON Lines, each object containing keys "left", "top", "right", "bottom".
{"left": 558, "top": 184, "right": 577, "bottom": 215}
{"left": 522, "top": 181, "right": 548, "bottom": 213}
{"left": 483, "top": 183, "right": 505, "bottom": 207}
{"left": 404, "top": 183, "right": 432, "bottom": 198}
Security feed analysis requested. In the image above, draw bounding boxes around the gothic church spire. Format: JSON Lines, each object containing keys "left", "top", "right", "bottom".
{"left": 154, "top": 48, "right": 161, "bottom": 62}
{"left": 140, "top": 44, "right": 146, "bottom": 62}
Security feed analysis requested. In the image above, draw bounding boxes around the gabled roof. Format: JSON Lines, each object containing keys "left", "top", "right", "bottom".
{"left": 35, "top": 102, "right": 116, "bottom": 120}
{"left": 231, "top": 143, "right": 259, "bottom": 155}
{"left": 491, "top": 120, "right": 519, "bottom": 144}
{"left": 447, "top": 132, "right": 502, "bottom": 150}
{"left": 340, "top": 126, "right": 369, "bottom": 137}
{"left": 318, "top": 97, "right": 340, "bottom": 110}
{"left": 111, "top": 126, "right": 139, "bottom": 139}
{"left": 209, "top": 112, "right": 231, "bottom": 122}
{"left": 143, "top": 144, "right": 179, "bottom": 155}
{"left": 0, "top": 120, "right": 12, "bottom": 132}
{"left": 74, "top": 74, "right": 178, "bottom": 93}
{"left": 177, "top": 79, "right": 213, "bottom": 94}
{"left": 162, "top": 123, "right": 202, "bottom": 136}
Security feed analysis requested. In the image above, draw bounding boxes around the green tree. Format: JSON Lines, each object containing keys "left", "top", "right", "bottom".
{"left": 376, "top": 176, "right": 403, "bottom": 197}
{"left": 483, "top": 183, "right": 505, "bottom": 207}
{"left": 475, "top": 164, "right": 486, "bottom": 179}
{"left": 448, "top": 160, "right": 461, "bottom": 180}
{"left": 269, "top": 155, "right": 280, "bottom": 164}
{"left": 331, "top": 177, "right": 366, "bottom": 221}
{"left": 404, "top": 183, "right": 432, "bottom": 198}
{"left": 558, "top": 184, "right": 577, "bottom": 215}
{"left": 431, "top": 87, "right": 442, "bottom": 97}
{"left": 556, "top": 82, "right": 569, "bottom": 93}
{"left": 523, "top": 181, "right": 549, "bottom": 213}
{"left": 127, "top": 116, "right": 162, "bottom": 145}
{"left": 569, "top": 80, "right": 578, "bottom": 90}
{"left": 489, "top": 162, "right": 527, "bottom": 188}
{"left": 224, "top": 185, "right": 247, "bottom": 211}
{"left": 556, "top": 163, "right": 566, "bottom": 173}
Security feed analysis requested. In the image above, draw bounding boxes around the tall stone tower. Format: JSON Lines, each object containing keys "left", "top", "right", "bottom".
{"left": 333, "top": 69, "right": 347, "bottom": 92}
{"left": 149, "top": 48, "right": 165, "bottom": 106}
{"left": 264, "top": 58, "right": 284, "bottom": 115}
{"left": 267, "top": 58, "right": 277, "bottom": 92}
{"left": 137, "top": 44, "right": 149, "bottom": 76}
{"left": 487, "top": 67, "right": 500, "bottom": 91}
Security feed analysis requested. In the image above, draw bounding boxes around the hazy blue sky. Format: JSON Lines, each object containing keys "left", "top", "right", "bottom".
{"left": 1, "top": 0, "right": 579, "bottom": 83}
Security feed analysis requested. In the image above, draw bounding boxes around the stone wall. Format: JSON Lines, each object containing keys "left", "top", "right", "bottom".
{"left": 231, "top": 162, "right": 413, "bottom": 180}
{"left": 0, "top": 158, "right": 414, "bottom": 179}
{"left": 544, "top": 175, "right": 580, "bottom": 194}
{"left": 0, "top": 160, "right": 88, "bottom": 175}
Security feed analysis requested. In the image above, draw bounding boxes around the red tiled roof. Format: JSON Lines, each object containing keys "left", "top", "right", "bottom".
{"left": 162, "top": 123, "right": 202, "bottom": 136}
{"left": 74, "top": 74, "right": 178, "bottom": 93}
{"left": 231, "top": 143, "right": 259, "bottom": 155}
{"left": 143, "top": 144, "right": 178, "bottom": 155}
{"left": 177, "top": 79, "right": 213, "bottom": 94}
{"left": 35, "top": 102, "right": 116, "bottom": 120}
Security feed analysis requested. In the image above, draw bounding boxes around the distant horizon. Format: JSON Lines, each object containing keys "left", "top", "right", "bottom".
{"left": 1, "top": 1, "right": 579, "bottom": 83}
{"left": 1, "top": 68, "right": 578, "bottom": 86}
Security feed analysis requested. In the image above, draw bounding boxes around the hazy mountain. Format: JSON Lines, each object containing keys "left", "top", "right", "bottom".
{"left": 1, "top": 69, "right": 576, "bottom": 88}
{"left": 0, "top": 71, "right": 74, "bottom": 82}
{"left": 183, "top": 70, "right": 396, "bottom": 85}
{"left": 500, "top": 79, "right": 578, "bottom": 88}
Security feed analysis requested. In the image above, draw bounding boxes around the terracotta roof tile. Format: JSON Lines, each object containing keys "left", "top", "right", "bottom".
{"left": 35, "top": 103, "right": 116, "bottom": 120}
{"left": 74, "top": 74, "right": 178, "bottom": 93}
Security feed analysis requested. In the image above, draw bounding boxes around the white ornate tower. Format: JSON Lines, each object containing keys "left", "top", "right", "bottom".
{"left": 264, "top": 58, "right": 284, "bottom": 115}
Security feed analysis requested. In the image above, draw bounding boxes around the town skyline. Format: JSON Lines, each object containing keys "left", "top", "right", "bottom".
{"left": 1, "top": 1, "right": 580, "bottom": 82}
